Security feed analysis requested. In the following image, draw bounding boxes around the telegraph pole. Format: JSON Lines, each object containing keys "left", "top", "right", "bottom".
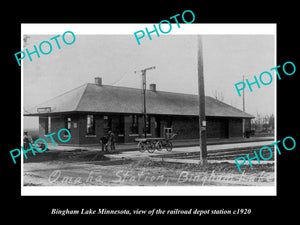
{"left": 197, "top": 36, "right": 207, "bottom": 166}
{"left": 135, "top": 66, "right": 156, "bottom": 138}
{"left": 242, "top": 75, "right": 245, "bottom": 112}
{"left": 242, "top": 75, "right": 245, "bottom": 137}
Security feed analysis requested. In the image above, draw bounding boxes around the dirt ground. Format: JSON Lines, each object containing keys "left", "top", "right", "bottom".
{"left": 23, "top": 150, "right": 275, "bottom": 186}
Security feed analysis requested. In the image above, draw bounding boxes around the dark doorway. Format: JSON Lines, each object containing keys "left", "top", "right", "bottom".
{"left": 103, "top": 115, "right": 112, "bottom": 132}
{"left": 116, "top": 116, "right": 125, "bottom": 143}
{"left": 107, "top": 115, "right": 125, "bottom": 143}
{"left": 220, "top": 118, "right": 229, "bottom": 138}
{"left": 155, "top": 117, "right": 161, "bottom": 137}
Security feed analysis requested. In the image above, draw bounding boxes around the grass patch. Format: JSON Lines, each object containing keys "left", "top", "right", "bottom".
{"left": 129, "top": 158, "right": 274, "bottom": 174}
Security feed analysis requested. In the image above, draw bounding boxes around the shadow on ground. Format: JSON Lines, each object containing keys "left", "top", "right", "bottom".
{"left": 130, "top": 158, "right": 275, "bottom": 174}
{"left": 23, "top": 149, "right": 123, "bottom": 163}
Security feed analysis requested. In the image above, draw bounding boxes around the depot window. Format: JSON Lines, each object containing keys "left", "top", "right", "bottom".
{"left": 45, "top": 116, "right": 51, "bottom": 135}
{"left": 64, "top": 117, "right": 71, "bottom": 135}
{"left": 87, "top": 115, "right": 95, "bottom": 135}
{"left": 130, "top": 115, "right": 139, "bottom": 134}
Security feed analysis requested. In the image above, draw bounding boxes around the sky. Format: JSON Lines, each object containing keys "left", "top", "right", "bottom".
{"left": 23, "top": 34, "right": 275, "bottom": 129}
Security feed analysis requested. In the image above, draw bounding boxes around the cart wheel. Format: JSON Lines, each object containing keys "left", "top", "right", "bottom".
{"left": 155, "top": 141, "right": 163, "bottom": 151}
{"left": 147, "top": 141, "right": 155, "bottom": 153}
{"left": 138, "top": 142, "right": 146, "bottom": 153}
{"left": 165, "top": 142, "right": 173, "bottom": 152}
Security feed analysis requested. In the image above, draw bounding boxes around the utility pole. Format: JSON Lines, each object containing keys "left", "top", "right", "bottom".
{"left": 135, "top": 66, "right": 156, "bottom": 138}
{"left": 197, "top": 36, "right": 207, "bottom": 166}
{"left": 242, "top": 75, "right": 245, "bottom": 112}
{"left": 242, "top": 75, "right": 245, "bottom": 137}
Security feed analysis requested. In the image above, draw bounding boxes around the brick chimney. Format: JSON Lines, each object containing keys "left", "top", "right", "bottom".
{"left": 149, "top": 84, "right": 156, "bottom": 92}
{"left": 95, "top": 77, "right": 102, "bottom": 86}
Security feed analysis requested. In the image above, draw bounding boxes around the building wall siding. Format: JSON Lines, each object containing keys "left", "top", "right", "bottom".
{"left": 68, "top": 114, "right": 80, "bottom": 145}
{"left": 228, "top": 118, "right": 243, "bottom": 137}
{"left": 38, "top": 113, "right": 251, "bottom": 145}
{"left": 112, "top": 115, "right": 125, "bottom": 143}
{"left": 172, "top": 116, "right": 199, "bottom": 140}
{"left": 159, "top": 116, "right": 169, "bottom": 138}
{"left": 38, "top": 117, "right": 47, "bottom": 138}
{"left": 137, "top": 115, "right": 144, "bottom": 137}
{"left": 39, "top": 115, "right": 80, "bottom": 145}
{"left": 206, "top": 117, "right": 222, "bottom": 138}
{"left": 245, "top": 119, "right": 251, "bottom": 131}
{"left": 124, "top": 115, "right": 134, "bottom": 143}
{"left": 78, "top": 114, "right": 100, "bottom": 145}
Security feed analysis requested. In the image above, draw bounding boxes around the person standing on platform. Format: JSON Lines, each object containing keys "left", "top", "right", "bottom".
{"left": 100, "top": 133, "right": 109, "bottom": 152}
{"left": 108, "top": 130, "right": 116, "bottom": 151}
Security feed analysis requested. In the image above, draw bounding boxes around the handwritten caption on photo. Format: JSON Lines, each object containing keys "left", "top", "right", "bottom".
{"left": 48, "top": 169, "right": 273, "bottom": 186}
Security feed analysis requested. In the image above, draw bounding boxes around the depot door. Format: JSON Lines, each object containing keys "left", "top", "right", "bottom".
{"left": 220, "top": 118, "right": 229, "bottom": 138}
{"left": 155, "top": 117, "right": 161, "bottom": 137}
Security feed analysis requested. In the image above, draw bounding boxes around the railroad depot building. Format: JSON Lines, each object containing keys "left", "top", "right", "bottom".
{"left": 24, "top": 77, "right": 254, "bottom": 145}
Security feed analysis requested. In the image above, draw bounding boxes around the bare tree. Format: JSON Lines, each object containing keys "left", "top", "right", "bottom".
{"left": 253, "top": 112, "right": 274, "bottom": 134}
{"left": 23, "top": 35, "right": 31, "bottom": 48}
{"left": 212, "top": 90, "right": 224, "bottom": 102}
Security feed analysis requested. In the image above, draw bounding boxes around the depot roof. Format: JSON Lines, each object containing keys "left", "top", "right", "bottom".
{"left": 24, "top": 83, "right": 254, "bottom": 118}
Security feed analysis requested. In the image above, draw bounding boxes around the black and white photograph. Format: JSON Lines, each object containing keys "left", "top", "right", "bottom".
{"left": 21, "top": 24, "right": 276, "bottom": 195}
{"left": 3, "top": 4, "right": 299, "bottom": 220}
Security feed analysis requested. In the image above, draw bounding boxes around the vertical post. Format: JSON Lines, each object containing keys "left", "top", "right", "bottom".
{"left": 142, "top": 70, "right": 147, "bottom": 138}
{"left": 197, "top": 36, "right": 207, "bottom": 166}
{"left": 242, "top": 75, "right": 245, "bottom": 137}
{"left": 135, "top": 66, "right": 156, "bottom": 139}
{"left": 242, "top": 75, "right": 245, "bottom": 112}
